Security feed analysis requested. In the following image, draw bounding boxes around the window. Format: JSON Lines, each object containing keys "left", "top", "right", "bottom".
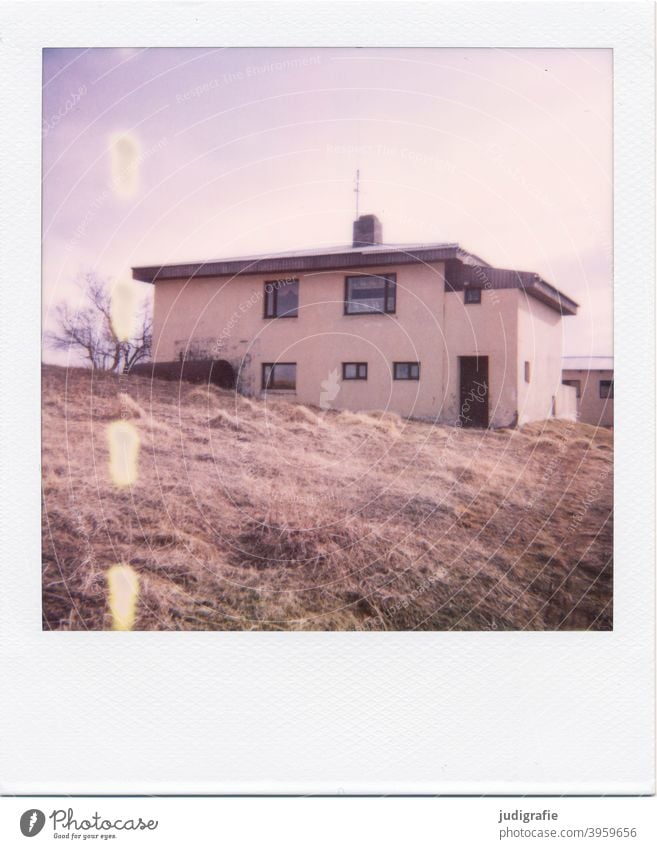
{"left": 562, "top": 379, "right": 581, "bottom": 399}
{"left": 599, "top": 379, "right": 614, "bottom": 399}
{"left": 344, "top": 273, "right": 396, "bottom": 314}
{"left": 393, "top": 362, "right": 420, "bottom": 380}
{"left": 464, "top": 286, "right": 481, "bottom": 304}
{"left": 342, "top": 362, "right": 368, "bottom": 380}
{"left": 524, "top": 361, "right": 531, "bottom": 383}
{"left": 262, "top": 362, "right": 296, "bottom": 391}
{"left": 264, "top": 279, "right": 299, "bottom": 318}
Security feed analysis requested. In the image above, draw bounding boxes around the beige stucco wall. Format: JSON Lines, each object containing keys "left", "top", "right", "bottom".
{"left": 441, "top": 288, "right": 519, "bottom": 428}
{"left": 561, "top": 369, "right": 614, "bottom": 427}
{"left": 152, "top": 262, "right": 448, "bottom": 419}
{"left": 151, "top": 263, "right": 570, "bottom": 427}
{"left": 516, "top": 293, "right": 566, "bottom": 426}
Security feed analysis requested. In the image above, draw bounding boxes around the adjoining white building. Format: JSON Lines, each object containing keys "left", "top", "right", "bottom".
{"left": 562, "top": 356, "right": 614, "bottom": 427}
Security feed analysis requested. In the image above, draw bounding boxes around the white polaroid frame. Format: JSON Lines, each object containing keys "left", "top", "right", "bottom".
{"left": 0, "top": 1, "right": 653, "bottom": 795}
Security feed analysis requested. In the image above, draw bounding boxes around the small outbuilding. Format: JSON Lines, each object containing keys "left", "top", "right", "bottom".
{"left": 562, "top": 356, "right": 614, "bottom": 427}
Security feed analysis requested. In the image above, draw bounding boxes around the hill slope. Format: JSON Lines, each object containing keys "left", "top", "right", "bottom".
{"left": 42, "top": 365, "right": 613, "bottom": 630}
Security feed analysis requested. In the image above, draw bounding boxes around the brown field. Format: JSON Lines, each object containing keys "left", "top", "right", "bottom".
{"left": 42, "top": 364, "right": 613, "bottom": 631}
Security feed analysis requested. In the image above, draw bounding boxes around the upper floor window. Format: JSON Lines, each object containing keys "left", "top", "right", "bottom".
{"left": 264, "top": 279, "right": 299, "bottom": 318}
{"left": 524, "top": 361, "right": 531, "bottom": 383}
{"left": 464, "top": 286, "right": 481, "bottom": 304}
{"left": 343, "top": 362, "right": 368, "bottom": 380}
{"left": 344, "top": 273, "right": 396, "bottom": 315}
{"left": 393, "top": 361, "right": 420, "bottom": 380}
{"left": 262, "top": 362, "right": 296, "bottom": 391}
{"left": 599, "top": 379, "right": 614, "bottom": 400}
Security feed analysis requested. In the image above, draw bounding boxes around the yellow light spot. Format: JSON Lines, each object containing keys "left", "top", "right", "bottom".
{"left": 107, "top": 420, "right": 139, "bottom": 487}
{"left": 107, "top": 564, "right": 139, "bottom": 631}
{"left": 110, "top": 132, "right": 140, "bottom": 198}
{"left": 110, "top": 277, "right": 139, "bottom": 341}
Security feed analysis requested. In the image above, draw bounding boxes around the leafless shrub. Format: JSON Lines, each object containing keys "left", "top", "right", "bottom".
{"left": 45, "top": 271, "right": 152, "bottom": 372}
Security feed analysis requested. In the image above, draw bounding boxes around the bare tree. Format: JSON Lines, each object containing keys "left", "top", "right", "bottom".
{"left": 46, "top": 271, "right": 152, "bottom": 372}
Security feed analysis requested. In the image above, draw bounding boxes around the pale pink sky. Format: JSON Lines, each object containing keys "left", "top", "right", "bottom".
{"left": 42, "top": 47, "right": 612, "bottom": 359}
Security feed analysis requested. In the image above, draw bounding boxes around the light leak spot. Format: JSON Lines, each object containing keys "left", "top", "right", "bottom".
{"left": 110, "top": 131, "right": 140, "bottom": 198}
{"left": 110, "top": 277, "right": 139, "bottom": 341}
{"left": 107, "top": 420, "right": 139, "bottom": 487}
{"left": 107, "top": 564, "right": 139, "bottom": 631}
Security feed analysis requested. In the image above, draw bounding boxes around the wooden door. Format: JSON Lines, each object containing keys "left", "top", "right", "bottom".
{"left": 459, "top": 356, "right": 489, "bottom": 428}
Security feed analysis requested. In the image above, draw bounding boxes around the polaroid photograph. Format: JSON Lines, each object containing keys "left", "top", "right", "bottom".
{"left": 41, "top": 44, "right": 613, "bottom": 634}
{"left": 0, "top": 0, "right": 654, "bottom": 835}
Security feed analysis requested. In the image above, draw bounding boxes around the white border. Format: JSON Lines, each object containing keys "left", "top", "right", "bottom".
{"left": 0, "top": 1, "right": 653, "bottom": 794}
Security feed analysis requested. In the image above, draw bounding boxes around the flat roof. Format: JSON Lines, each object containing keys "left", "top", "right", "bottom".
{"left": 131, "top": 241, "right": 489, "bottom": 283}
{"left": 132, "top": 241, "right": 578, "bottom": 316}
{"left": 563, "top": 356, "right": 613, "bottom": 371}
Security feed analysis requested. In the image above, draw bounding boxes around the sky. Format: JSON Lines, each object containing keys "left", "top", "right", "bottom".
{"left": 42, "top": 47, "right": 612, "bottom": 360}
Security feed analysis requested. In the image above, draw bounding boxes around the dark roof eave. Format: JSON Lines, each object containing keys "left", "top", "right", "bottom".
{"left": 132, "top": 247, "right": 577, "bottom": 316}
{"left": 131, "top": 245, "right": 474, "bottom": 283}
{"left": 526, "top": 278, "right": 578, "bottom": 316}
{"left": 444, "top": 262, "right": 578, "bottom": 316}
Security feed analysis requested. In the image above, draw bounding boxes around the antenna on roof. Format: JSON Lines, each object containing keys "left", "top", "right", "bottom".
{"left": 354, "top": 169, "right": 360, "bottom": 219}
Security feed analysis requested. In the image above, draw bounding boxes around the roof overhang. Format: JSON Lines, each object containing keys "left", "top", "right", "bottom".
{"left": 524, "top": 276, "right": 578, "bottom": 316}
{"left": 444, "top": 262, "right": 578, "bottom": 316}
{"left": 131, "top": 245, "right": 483, "bottom": 284}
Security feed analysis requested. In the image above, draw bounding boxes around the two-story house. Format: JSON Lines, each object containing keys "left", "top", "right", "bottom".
{"left": 132, "top": 214, "right": 579, "bottom": 428}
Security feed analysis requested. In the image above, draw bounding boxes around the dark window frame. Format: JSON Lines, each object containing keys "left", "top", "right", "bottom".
{"left": 464, "top": 286, "right": 482, "bottom": 304}
{"left": 342, "top": 362, "right": 368, "bottom": 380}
{"left": 344, "top": 272, "right": 397, "bottom": 315}
{"left": 262, "top": 362, "right": 297, "bottom": 391}
{"left": 393, "top": 361, "right": 420, "bottom": 381}
{"left": 263, "top": 278, "right": 299, "bottom": 319}
{"left": 599, "top": 379, "right": 614, "bottom": 400}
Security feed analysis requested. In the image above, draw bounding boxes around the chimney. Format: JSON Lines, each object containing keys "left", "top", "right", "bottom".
{"left": 352, "top": 214, "right": 382, "bottom": 248}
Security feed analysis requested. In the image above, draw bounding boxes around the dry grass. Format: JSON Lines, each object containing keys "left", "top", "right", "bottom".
{"left": 42, "top": 365, "right": 613, "bottom": 631}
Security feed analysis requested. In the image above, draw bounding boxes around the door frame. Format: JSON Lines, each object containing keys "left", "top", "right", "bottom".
{"left": 458, "top": 355, "right": 489, "bottom": 428}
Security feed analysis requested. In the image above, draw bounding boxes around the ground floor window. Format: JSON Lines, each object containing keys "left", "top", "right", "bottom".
{"left": 599, "top": 379, "right": 614, "bottom": 399}
{"left": 393, "top": 361, "right": 420, "bottom": 380}
{"left": 262, "top": 362, "right": 296, "bottom": 391}
{"left": 342, "top": 362, "right": 368, "bottom": 380}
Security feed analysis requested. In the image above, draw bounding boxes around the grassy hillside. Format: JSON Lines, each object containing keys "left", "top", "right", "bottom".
{"left": 42, "top": 364, "right": 613, "bottom": 631}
